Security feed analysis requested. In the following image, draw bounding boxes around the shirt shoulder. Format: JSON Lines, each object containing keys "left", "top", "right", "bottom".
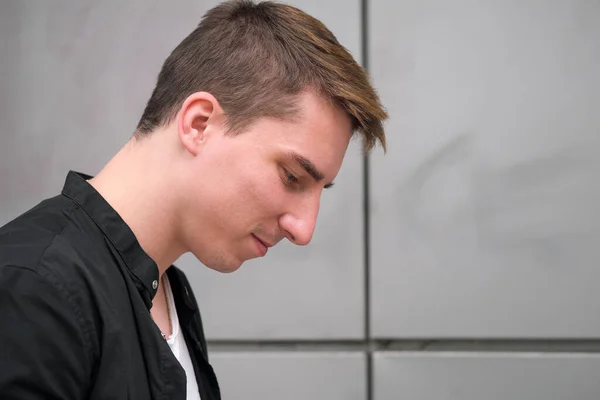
{"left": 0, "top": 194, "right": 107, "bottom": 362}
{"left": 0, "top": 194, "right": 81, "bottom": 271}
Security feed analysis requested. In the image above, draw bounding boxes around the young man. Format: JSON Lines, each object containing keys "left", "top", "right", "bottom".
{"left": 0, "top": 1, "right": 387, "bottom": 399}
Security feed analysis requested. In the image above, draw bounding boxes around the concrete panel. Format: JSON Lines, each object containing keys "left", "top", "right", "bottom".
{"left": 374, "top": 352, "right": 600, "bottom": 400}
{"left": 0, "top": 0, "right": 366, "bottom": 339}
{"left": 210, "top": 352, "right": 366, "bottom": 400}
{"left": 369, "top": 0, "right": 600, "bottom": 337}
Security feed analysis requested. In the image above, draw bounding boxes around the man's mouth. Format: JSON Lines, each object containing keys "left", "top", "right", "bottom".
{"left": 251, "top": 234, "right": 270, "bottom": 256}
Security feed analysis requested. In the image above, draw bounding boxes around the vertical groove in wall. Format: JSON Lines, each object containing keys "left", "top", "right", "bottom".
{"left": 361, "top": 0, "right": 371, "bottom": 343}
{"left": 360, "top": 0, "right": 373, "bottom": 399}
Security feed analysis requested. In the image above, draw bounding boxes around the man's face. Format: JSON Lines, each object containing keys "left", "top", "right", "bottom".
{"left": 180, "top": 91, "right": 352, "bottom": 273}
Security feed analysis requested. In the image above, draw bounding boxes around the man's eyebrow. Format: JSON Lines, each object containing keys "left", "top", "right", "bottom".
{"left": 286, "top": 151, "right": 335, "bottom": 189}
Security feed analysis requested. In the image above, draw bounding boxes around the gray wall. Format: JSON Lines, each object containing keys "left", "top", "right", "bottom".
{"left": 1, "top": 0, "right": 599, "bottom": 399}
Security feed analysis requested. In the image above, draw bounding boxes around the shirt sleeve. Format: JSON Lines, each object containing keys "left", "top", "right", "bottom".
{"left": 0, "top": 265, "right": 91, "bottom": 399}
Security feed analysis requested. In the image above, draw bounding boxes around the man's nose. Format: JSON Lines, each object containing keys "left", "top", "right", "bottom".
{"left": 279, "top": 196, "right": 320, "bottom": 246}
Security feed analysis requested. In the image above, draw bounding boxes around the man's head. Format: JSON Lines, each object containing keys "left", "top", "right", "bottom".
{"left": 133, "top": 0, "right": 388, "bottom": 272}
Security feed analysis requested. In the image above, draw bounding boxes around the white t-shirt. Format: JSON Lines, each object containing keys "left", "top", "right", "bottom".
{"left": 163, "top": 275, "right": 201, "bottom": 400}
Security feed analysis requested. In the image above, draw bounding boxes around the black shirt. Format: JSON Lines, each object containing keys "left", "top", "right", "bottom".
{"left": 0, "top": 171, "right": 221, "bottom": 399}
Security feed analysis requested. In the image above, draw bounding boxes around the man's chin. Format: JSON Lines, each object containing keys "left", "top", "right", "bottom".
{"left": 203, "top": 256, "right": 244, "bottom": 274}
{"left": 213, "top": 263, "right": 243, "bottom": 274}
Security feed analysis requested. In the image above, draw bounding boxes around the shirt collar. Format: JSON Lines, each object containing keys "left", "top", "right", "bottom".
{"left": 60, "top": 170, "right": 159, "bottom": 308}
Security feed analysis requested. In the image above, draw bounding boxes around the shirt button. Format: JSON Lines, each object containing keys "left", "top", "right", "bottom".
{"left": 152, "top": 280, "right": 158, "bottom": 290}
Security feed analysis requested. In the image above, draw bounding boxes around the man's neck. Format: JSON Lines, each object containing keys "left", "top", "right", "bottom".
{"left": 88, "top": 137, "right": 186, "bottom": 275}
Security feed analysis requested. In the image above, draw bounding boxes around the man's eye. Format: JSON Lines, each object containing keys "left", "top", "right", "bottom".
{"left": 285, "top": 170, "right": 299, "bottom": 184}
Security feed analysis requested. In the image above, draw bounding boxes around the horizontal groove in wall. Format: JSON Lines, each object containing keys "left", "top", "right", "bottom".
{"left": 207, "top": 339, "right": 600, "bottom": 353}
{"left": 208, "top": 340, "right": 368, "bottom": 353}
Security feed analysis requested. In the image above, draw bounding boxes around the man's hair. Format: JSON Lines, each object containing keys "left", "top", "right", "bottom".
{"left": 135, "top": 0, "right": 388, "bottom": 152}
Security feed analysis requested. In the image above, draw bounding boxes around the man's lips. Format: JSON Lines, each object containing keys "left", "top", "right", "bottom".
{"left": 255, "top": 236, "right": 273, "bottom": 248}
{"left": 252, "top": 234, "right": 271, "bottom": 256}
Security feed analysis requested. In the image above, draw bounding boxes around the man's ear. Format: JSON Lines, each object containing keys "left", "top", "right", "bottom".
{"left": 177, "top": 92, "right": 223, "bottom": 156}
